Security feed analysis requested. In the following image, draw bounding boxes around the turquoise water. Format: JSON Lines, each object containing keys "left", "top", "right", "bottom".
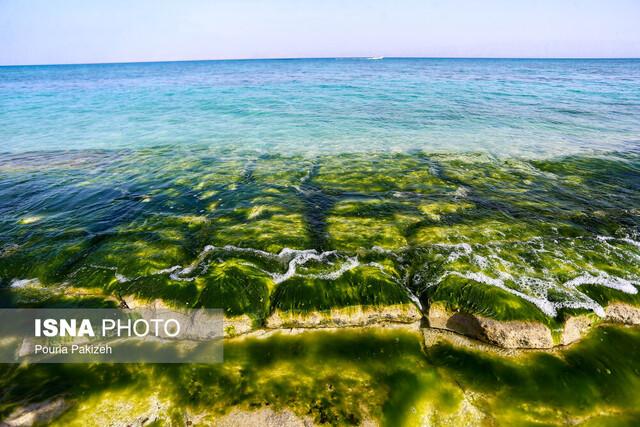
{"left": 2, "top": 58, "right": 640, "bottom": 156}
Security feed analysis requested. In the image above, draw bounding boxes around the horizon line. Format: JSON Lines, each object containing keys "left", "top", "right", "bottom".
{"left": 2, "top": 55, "right": 640, "bottom": 67}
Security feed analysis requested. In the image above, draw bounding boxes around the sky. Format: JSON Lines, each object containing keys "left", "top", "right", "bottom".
{"left": 1, "top": 0, "right": 639, "bottom": 65}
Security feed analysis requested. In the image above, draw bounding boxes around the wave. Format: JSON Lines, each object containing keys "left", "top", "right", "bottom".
{"left": 12, "top": 233, "right": 637, "bottom": 319}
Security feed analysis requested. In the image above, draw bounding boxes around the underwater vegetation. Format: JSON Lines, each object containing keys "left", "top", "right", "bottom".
{"left": 1, "top": 149, "right": 638, "bottom": 326}
{"left": 0, "top": 326, "right": 639, "bottom": 426}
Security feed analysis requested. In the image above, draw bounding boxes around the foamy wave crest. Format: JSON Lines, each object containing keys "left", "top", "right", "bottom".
{"left": 158, "top": 244, "right": 365, "bottom": 285}
{"left": 9, "top": 278, "right": 41, "bottom": 289}
{"left": 429, "top": 234, "right": 640, "bottom": 317}
{"left": 564, "top": 274, "right": 638, "bottom": 295}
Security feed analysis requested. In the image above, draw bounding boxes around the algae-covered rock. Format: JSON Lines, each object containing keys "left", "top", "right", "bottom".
{"left": 2, "top": 149, "right": 639, "bottom": 335}
{"left": 209, "top": 187, "right": 311, "bottom": 252}
{"left": 266, "top": 303, "right": 421, "bottom": 329}
{"left": 270, "top": 265, "right": 411, "bottom": 314}
{"left": 195, "top": 260, "right": 275, "bottom": 323}
{"left": 428, "top": 303, "right": 554, "bottom": 349}
{"left": 314, "top": 152, "right": 455, "bottom": 195}
{"left": 326, "top": 199, "right": 418, "bottom": 251}
{"left": 426, "top": 325, "right": 640, "bottom": 426}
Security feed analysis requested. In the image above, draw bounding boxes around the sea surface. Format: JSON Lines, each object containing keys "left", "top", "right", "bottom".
{"left": 0, "top": 58, "right": 639, "bottom": 321}
{"left": 2, "top": 58, "right": 640, "bottom": 156}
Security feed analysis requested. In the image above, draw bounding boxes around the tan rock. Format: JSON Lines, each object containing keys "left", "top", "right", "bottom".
{"left": 427, "top": 304, "right": 553, "bottom": 349}
{"left": 211, "top": 408, "right": 314, "bottom": 427}
{"left": 120, "top": 296, "right": 171, "bottom": 310}
{"left": 479, "top": 317, "right": 553, "bottom": 349}
{"left": 223, "top": 315, "right": 254, "bottom": 337}
{"left": 266, "top": 303, "right": 421, "bottom": 329}
{"left": 561, "top": 315, "right": 595, "bottom": 345}
{"left": 605, "top": 302, "right": 640, "bottom": 325}
{"left": 422, "top": 327, "right": 520, "bottom": 356}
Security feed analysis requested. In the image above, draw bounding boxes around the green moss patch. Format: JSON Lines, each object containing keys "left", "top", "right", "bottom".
{"left": 271, "top": 265, "right": 410, "bottom": 313}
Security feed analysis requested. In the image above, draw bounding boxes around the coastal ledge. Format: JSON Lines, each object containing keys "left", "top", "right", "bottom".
{"left": 119, "top": 294, "right": 640, "bottom": 349}
{"left": 224, "top": 302, "right": 640, "bottom": 352}
{"left": 222, "top": 304, "right": 422, "bottom": 337}
{"left": 265, "top": 303, "right": 422, "bottom": 329}
{"left": 426, "top": 302, "right": 640, "bottom": 350}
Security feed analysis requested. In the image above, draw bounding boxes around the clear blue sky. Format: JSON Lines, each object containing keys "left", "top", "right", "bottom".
{"left": 1, "top": 0, "right": 639, "bottom": 65}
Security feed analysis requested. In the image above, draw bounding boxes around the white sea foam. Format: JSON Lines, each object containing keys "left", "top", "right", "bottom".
{"left": 301, "top": 256, "right": 360, "bottom": 281}
{"left": 564, "top": 274, "right": 638, "bottom": 295}
{"left": 473, "top": 255, "right": 490, "bottom": 269}
{"left": 115, "top": 274, "right": 129, "bottom": 283}
{"left": 10, "top": 278, "right": 40, "bottom": 288}
{"left": 440, "top": 243, "right": 472, "bottom": 262}
{"left": 163, "top": 244, "right": 347, "bottom": 284}
{"left": 450, "top": 271, "right": 558, "bottom": 317}
{"left": 271, "top": 249, "right": 337, "bottom": 283}
{"left": 75, "top": 235, "right": 638, "bottom": 320}
{"left": 622, "top": 237, "right": 640, "bottom": 249}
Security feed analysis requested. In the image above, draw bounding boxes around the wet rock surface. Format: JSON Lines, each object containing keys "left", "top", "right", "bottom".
{"left": 265, "top": 303, "right": 421, "bottom": 329}
{"left": 428, "top": 303, "right": 554, "bottom": 348}
{"left": 1, "top": 398, "right": 69, "bottom": 427}
{"left": 606, "top": 302, "right": 640, "bottom": 325}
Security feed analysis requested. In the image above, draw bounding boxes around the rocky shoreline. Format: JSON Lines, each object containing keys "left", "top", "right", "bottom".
{"left": 219, "top": 301, "right": 640, "bottom": 352}
{"left": 121, "top": 293, "right": 640, "bottom": 350}
{"left": 92, "top": 289, "right": 640, "bottom": 353}
{"left": 426, "top": 301, "right": 640, "bottom": 349}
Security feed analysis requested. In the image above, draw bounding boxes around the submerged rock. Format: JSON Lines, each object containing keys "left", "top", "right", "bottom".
{"left": 2, "top": 398, "right": 69, "bottom": 427}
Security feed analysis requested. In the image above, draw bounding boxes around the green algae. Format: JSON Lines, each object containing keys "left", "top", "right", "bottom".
{"left": 40, "top": 329, "right": 469, "bottom": 426}
{"left": 424, "top": 275, "right": 557, "bottom": 326}
{"left": 270, "top": 265, "right": 410, "bottom": 314}
{"left": 426, "top": 325, "right": 640, "bottom": 425}
{"left": 580, "top": 283, "right": 640, "bottom": 308}
{"left": 250, "top": 154, "right": 315, "bottom": 187}
{"left": 1, "top": 149, "right": 639, "bottom": 326}
{"left": 196, "top": 260, "right": 274, "bottom": 322}
{"left": 1, "top": 326, "right": 639, "bottom": 426}
{"left": 327, "top": 205, "right": 414, "bottom": 250}
{"left": 213, "top": 211, "right": 310, "bottom": 253}
{"left": 314, "top": 152, "right": 455, "bottom": 195}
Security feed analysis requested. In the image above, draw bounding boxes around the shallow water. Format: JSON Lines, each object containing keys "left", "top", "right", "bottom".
{"left": 1, "top": 59, "right": 640, "bottom": 425}
{"left": 2, "top": 59, "right": 640, "bottom": 318}
{"left": 0, "top": 148, "right": 638, "bottom": 322}
{"left": 1, "top": 326, "right": 639, "bottom": 426}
